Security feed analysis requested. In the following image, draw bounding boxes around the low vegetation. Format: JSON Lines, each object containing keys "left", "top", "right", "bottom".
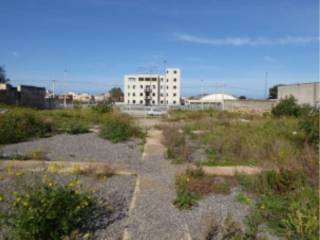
{"left": 163, "top": 99, "right": 318, "bottom": 169}
{"left": 237, "top": 169, "right": 319, "bottom": 239}
{"left": 174, "top": 168, "right": 236, "bottom": 209}
{"left": 0, "top": 176, "right": 97, "bottom": 240}
{"left": 0, "top": 104, "right": 143, "bottom": 145}
{"left": 99, "top": 113, "right": 144, "bottom": 143}
{"left": 169, "top": 98, "right": 319, "bottom": 239}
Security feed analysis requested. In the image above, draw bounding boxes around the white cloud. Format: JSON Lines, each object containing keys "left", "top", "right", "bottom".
{"left": 12, "top": 51, "right": 19, "bottom": 57}
{"left": 174, "top": 33, "right": 319, "bottom": 46}
{"left": 263, "top": 56, "right": 276, "bottom": 62}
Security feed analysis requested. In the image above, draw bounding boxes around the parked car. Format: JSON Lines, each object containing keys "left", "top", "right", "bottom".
{"left": 146, "top": 108, "right": 166, "bottom": 116}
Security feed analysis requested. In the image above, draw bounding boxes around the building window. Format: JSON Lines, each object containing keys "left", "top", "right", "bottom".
{"left": 140, "top": 85, "right": 143, "bottom": 89}
{"left": 128, "top": 93, "right": 130, "bottom": 96}
{"left": 128, "top": 100, "right": 130, "bottom": 104}
{"left": 133, "top": 85, "right": 136, "bottom": 89}
{"left": 166, "top": 70, "right": 169, "bottom": 74}
{"left": 166, "top": 79, "right": 169, "bottom": 82}
{"left": 173, "top": 100, "right": 176, "bottom": 104}
{"left": 152, "top": 93, "right": 155, "bottom": 96}
{"left": 160, "top": 86, "right": 163, "bottom": 89}
{"left": 173, "top": 86, "right": 177, "bottom": 89}
{"left": 161, "top": 78, "right": 163, "bottom": 81}
{"left": 140, "top": 100, "right": 143, "bottom": 104}
{"left": 152, "top": 85, "right": 156, "bottom": 89}
{"left": 167, "top": 93, "right": 168, "bottom": 96}
{"left": 173, "top": 78, "right": 177, "bottom": 82}
{"left": 152, "top": 100, "right": 155, "bottom": 104}
{"left": 128, "top": 85, "right": 130, "bottom": 89}
{"left": 133, "top": 93, "right": 136, "bottom": 97}
{"left": 174, "top": 70, "right": 177, "bottom": 74}
{"left": 167, "top": 86, "right": 169, "bottom": 89}
{"left": 133, "top": 100, "right": 136, "bottom": 104}
{"left": 173, "top": 93, "right": 176, "bottom": 97}
{"left": 140, "top": 93, "right": 143, "bottom": 96}
{"left": 160, "top": 93, "right": 163, "bottom": 97}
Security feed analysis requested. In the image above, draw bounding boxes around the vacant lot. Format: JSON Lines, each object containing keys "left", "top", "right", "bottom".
{"left": 162, "top": 106, "right": 319, "bottom": 239}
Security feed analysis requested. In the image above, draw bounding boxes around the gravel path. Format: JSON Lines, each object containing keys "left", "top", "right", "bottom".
{"left": 123, "top": 129, "right": 249, "bottom": 240}
{"left": 1, "top": 133, "right": 142, "bottom": 168}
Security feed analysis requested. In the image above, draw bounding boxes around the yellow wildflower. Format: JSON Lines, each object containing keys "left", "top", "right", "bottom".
{"left": 72, "top": 164, "right": 81, "bottom": 174}
{"left": 15, "top": 171, "right": 23, "bottom": 176}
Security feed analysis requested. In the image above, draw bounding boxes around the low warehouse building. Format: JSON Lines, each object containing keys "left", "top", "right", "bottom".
{"left": 277, "top": 82, "right": 320, "bottom": 106}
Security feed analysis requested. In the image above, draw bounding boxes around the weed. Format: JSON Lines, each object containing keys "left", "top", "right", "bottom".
{"left": 99, "top": 115, "right": 143, "bottom": 143}
{"left": 1, "top": 178, "right": 96, "bottom": 240}
{"left": 162, "top": 125, "right": 192, "bottom": 163}
{"left": 0, "top": 110, "right": 53, "bottom": 144}
{"left": 237, "top": 170, "right": 319, "bottom": 239}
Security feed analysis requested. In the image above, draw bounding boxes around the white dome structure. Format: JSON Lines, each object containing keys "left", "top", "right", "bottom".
{"left": 200, "top": 93, "right": 237, "bottom": 103}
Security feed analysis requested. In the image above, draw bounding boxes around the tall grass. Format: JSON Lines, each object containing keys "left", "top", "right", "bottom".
{"left": 0, "top": 105, "right": 143, "bottom": 144}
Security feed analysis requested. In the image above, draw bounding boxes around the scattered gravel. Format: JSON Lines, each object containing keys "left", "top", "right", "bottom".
{"left": 124, "top": 129, "right": 249, "bottom": 240}
{"left": 1, "top": 133, "right": 142, "bottom": 168}
{"left": 0, "top": 121, "right": 264, "bottom": 239}
{"left": 0, "top": 171, "right": 136, "bottom": 240}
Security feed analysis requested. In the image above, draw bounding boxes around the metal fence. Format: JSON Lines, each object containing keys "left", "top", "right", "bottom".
{"left": 115, "top": 103, "right": 221, "bottom": 116}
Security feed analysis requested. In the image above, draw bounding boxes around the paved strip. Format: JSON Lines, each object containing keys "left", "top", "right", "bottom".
{"left": 201, "top": 166, "right": 262, "bottom": 176}
{"left": 122, "top": 129, "right": 191, "bottom": 240}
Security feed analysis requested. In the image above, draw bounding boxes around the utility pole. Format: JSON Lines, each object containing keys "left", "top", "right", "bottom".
{"left": 52, "top": 80, "right": 56, "bottom": 98}
{"left": 163, "top": 60, "right": 167, "bottom": 106}
{"left": 222, "top": 81, "right": 225, "bottom": 111}
{"left": 63, "top": 70, "right": 67, "bottom": 108}
{"left": 201, "top": 79, "right": 204, "bottom": 110}
{"left": 264, "top": 72, "right": 268, "bottom": 99}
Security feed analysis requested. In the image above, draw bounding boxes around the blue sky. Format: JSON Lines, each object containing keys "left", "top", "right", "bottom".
{"left": 0, "top": 0, "right": 318, "bottom": 97}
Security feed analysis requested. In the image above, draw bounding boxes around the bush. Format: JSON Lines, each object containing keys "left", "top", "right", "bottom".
{"left": 0, "top": 111, "right": 53, "bottom": 144}
{"left": 238, "top": 170, "right": 319, "bottom": 239}
{"left": 63, "top": 121, "right": 90, "bottom": 135}
{"left": 99, "top": 115, "right": 142, "bottom": 143}
{"left": 298, "top": 107, "right": 319, "bottom": 145}
{"left": 174, "top": 175, "right": 199, "bottom": 209}
{"left": 92, "top": 102, "right": 112, "bottom": 113}
{"left": 162, "top": 126, "right": 192, "bottom": 163}
{"left": 271, "top": 96, "right": 301, "bottom": 117}
{"left": 3, "top": 179, "right": 95, "bottom": 240}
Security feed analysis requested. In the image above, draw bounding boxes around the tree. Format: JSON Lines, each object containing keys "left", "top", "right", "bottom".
{"left": 268, "top": 84, "right": 284, "bottom": 99}
{"left": 109, "top": 87, "right": 124, "bottom": 102}
{"left": 239, "top": 96, "right": 247, "bottom": 100}
{"left": 0, "top": 65, "right": 10, "bottom": 83}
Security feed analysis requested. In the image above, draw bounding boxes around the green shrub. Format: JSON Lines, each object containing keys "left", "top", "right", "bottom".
{"left": 3, "top": 179, "right": 96, "bottom": 240}
{"left": 162, "top": 126, "right": 191, "bottom": 163}
{"left": 0, "top": 111, "right": 53, "bottom": 144}
{"left": 271, "top": 96, "right": 301, "bottom": 117}
{"left": 92, "top": 102, "right": 112, "bottom": 113}
{"left": 299, "top": 107, "right": 319, "bottom": 145}
{"left": 99, "top": 115, "right": 142, "bottom": 143}
{"left": 174, "top": 185, "right": 199, "bottom": 209}
{"left": 238, "top": 170, "right": 319, "bottom": 239}
{"left": 63, "top": 121, "right": 90, "bottom": 135}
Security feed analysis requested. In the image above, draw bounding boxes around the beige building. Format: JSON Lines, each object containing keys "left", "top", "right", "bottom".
{"left": 278, "top": 82, "right": 320, "bottom": 106}
{"left": 124, "top": 68, "right": 181, "bottom": 105}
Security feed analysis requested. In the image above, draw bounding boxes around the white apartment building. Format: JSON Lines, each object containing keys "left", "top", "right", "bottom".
{"left": 124, "top": 68, "right": 181, "bottom": 105}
